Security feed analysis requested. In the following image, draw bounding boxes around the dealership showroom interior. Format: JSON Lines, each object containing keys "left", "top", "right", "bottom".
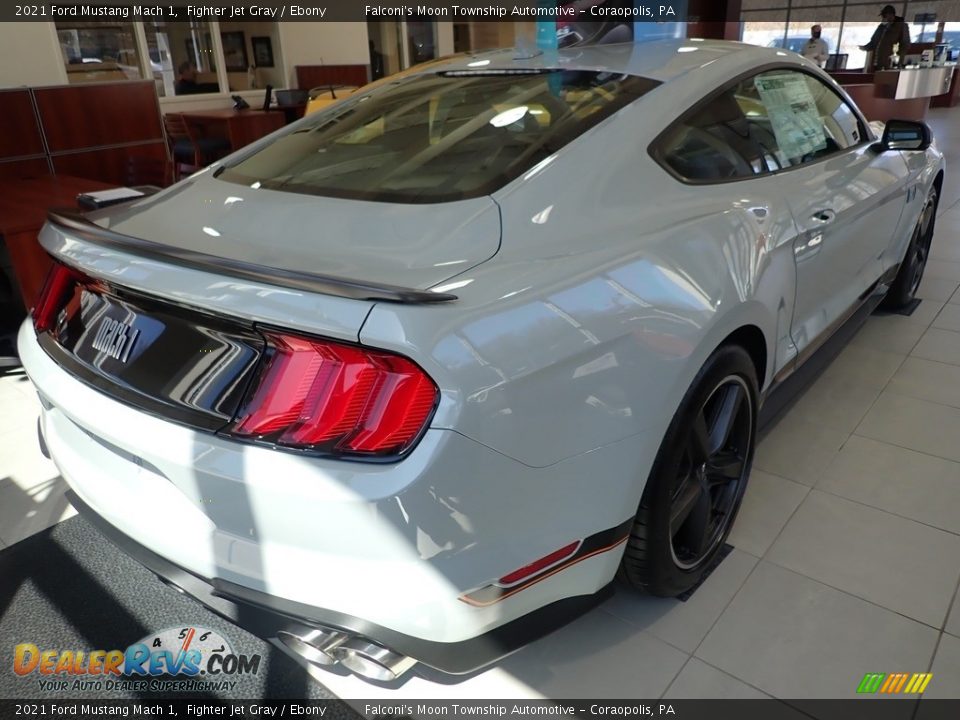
{"left": 11, "top": 0, "right": 960, "bottom": 713}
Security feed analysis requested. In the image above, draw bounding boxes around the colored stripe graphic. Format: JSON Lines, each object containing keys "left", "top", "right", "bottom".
{"left": 857, "top": 672, "right": 932, "bottom": 694}
{"left": 857, "top": 673, "right": 885, "bottom": 693}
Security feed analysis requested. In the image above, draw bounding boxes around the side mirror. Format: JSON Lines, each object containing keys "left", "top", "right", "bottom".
{"left": 879, "top": 119, "right": 933, "bottom": 151}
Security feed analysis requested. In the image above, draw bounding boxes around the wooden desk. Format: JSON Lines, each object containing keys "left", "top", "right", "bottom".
{"left": 0, "top": 175, "right": 114, "bottom": 310}
{"left": 274, "top": 102, "right": 307, "bottom": 124}
{"left": 179, "top": 109, "right": 285, "bottom": 151}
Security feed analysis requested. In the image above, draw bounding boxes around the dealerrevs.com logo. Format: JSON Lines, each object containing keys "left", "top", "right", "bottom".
{"left": 13, "top": 626, "right": 261, "bottom": 693}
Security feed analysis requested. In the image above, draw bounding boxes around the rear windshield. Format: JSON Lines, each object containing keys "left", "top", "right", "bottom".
{"left": 218, "top": 70, "right": 659, "bottom": 203}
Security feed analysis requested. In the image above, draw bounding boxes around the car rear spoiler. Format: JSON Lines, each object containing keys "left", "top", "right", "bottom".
{"left": 45, "top": 209, "right": 458, "bottom": 304}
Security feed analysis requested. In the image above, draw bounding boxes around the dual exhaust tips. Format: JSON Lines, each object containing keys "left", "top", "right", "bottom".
{"left": 277, "top": 628, "right": 417, "bottom": 682}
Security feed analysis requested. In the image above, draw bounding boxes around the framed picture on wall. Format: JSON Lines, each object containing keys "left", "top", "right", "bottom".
{"left": 221, "top": 31, "right": 248, "bottom": 71}
{"left": 251, "top": 36, "right": 274, "bottom": 68}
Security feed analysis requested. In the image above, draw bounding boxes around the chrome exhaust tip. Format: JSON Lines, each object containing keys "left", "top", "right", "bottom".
{"left": 333, "top": 638, "right": 416, "bottom": 682}
{"left": 277, "top": 628, "right": 349, "bottom": 667}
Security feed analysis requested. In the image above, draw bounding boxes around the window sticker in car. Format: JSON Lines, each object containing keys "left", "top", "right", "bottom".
{"left": 754, "top": 74, "right": 827, "bottom": 161}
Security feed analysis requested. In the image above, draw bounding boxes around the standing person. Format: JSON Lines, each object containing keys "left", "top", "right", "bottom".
{"left": 860, "top": 4, "right": 912, "bottom": 69}
{"left": 802, "top": 25, "right": 830, "bottom": 67}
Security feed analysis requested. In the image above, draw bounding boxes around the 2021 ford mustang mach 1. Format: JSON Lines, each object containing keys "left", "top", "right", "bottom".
{"left": 19, "top": 40, "right": 943, "bottom": 681}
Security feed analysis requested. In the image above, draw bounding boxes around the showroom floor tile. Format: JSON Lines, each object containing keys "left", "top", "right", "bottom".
{"left": 765, "top": 490, "right": 960, "bottom": 628}
{"left": 932, "top": 302, "right": 960, "bottom": 332}
{"left": 602, "top": 548, "right": 757, "bottom": 653}
{"left": 887, "top": 356, "right": 960, "bottom": 410}
{"left": 664, "top": 658, "right": 769, "bottom": 700}
{"left": 726, "top": 470, "right": 808, "bottom": 558}
{"left": 857, "top": 391, "right": 960, "bottom": 464}
{"left": 8, "top": 108, "right": 960, "bottom": 701}
{"left": 817, "top": 435, "right": 960, "bottom": 535}
{"left": 922, "top": 633, "right": 960, "bottom": 699}
{"left": 946, "top": 590, "right": 960, "bottom": 639}
{"left": 694, "top": 562, "right": 940, "bottom": 699}
{"left": 751, "top": 412, "right": 848, "bottom": 485}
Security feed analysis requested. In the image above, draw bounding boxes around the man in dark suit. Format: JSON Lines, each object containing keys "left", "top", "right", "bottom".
{"left": 860, "top": 4, "right": 912, "bottom": 69}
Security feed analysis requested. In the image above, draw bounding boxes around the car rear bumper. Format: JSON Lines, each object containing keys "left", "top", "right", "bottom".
{"left": 18, "top": 319, "right": 635, "bottom": 674}
{"left": 64, "top": 488, "right": 612, "bottom": 675}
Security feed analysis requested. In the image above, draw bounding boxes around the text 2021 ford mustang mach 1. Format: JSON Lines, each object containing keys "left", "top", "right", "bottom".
{"left": 19, "top": 40, "right": 943, "bottom": 681}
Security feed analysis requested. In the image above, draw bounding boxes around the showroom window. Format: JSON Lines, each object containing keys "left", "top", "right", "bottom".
{"left": 144, "top": 18, "right": 219, "bottom": 97}
{"left": 58, "top": 11, "right": 281, "bottom": 98}
{"left": 55, "top": 20, "right": 144, "bottom": 84}
{"left": 738, "top": 0, "right": 954, "bottom": 71}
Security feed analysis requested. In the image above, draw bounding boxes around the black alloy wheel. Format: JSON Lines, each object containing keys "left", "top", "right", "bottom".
{"left": 619, "top": 344, "right": 758, "bottom": 597}
{"left": 907, "top": 186, "right": 938, "bottom": 298}
{"left": 884, "top": 184, "right": 938, "bottom": 309}
{"left": 669, "top": 375, "right": 752, "bottom": 570}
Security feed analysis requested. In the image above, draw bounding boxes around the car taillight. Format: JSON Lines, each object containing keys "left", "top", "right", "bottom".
{"left": 33, "top": 262, "right": 85, "bottom": 333}
{"left": 228, "top": 331, "right": 438, "bottom": 458}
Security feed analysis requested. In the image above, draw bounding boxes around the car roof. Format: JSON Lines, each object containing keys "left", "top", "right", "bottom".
{"left": 407, "top": 40, "right": 797, "bottom": 84}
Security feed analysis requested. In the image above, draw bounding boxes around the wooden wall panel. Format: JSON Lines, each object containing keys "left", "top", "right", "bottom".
{"left": 34, "top": 81, "right": 163, "bottom": 153}
{"left": 51, "top": 142, "right": 167, "bottom": 185}
{"left": 296, "top": 65, "right": 369, "bottom": 90}
{"left": 0, "top": 158, "right": 50, "bottom": 180}
{"left": 0, "top": 89, "right": 45, "bottom": 160}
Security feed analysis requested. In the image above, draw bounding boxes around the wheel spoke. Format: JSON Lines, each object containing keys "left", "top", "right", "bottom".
{"left": 671, "top": 475, "right": 704, "bottom": 529}
{"left": 920, "top": 198, "right": 935, "bottom": 238}
{"left": 689, "top": 411, "right": 711, "bottom": 466}
{"left": 706, "top": 450, "right": 744, "bottom": 484}
{"left": 708, "top": 383, "right": 744, "bottom": 455}
{"left": 675, "top": 488, "right": 711, "bottom": 557}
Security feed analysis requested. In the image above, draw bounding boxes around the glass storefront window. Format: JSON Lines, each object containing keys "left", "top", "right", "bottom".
{"left": 741, "top": 16, "right": 788, "bottom": 50}
{"left": 836, "top": 22, "right": 881, "bottom": 72}
{"left": 784, "top": 7, "right": 843, "bottom": 67}
{"left": 739, "top": 2, "right": 957, "bottom": 71}
{"left": 56, "top": 21, "right": 143, "bottom": 84}
{"left": 144, "top": 19, "right": 219, "bottom": 97}
{"left": 929, "top": 22, "right": 960, "bottom": 57}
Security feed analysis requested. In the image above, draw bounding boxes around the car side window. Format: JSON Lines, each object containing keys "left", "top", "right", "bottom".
{"left": 739, "top": 69, "right": 865, "bottom": 169}
{"left": 656, "top": 68, "right": 868, "bottom": 183}
{"left": 657, "top": 88, "right": 772, "bottom": 181}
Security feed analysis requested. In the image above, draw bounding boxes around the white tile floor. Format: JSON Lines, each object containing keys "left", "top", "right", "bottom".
{"left": 5, "top": 109, "right": 960, "bottom": 700}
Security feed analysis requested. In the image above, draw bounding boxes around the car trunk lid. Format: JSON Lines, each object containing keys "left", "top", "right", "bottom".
{"left": 90, "top": 173, "right": 502, "bottom": 293}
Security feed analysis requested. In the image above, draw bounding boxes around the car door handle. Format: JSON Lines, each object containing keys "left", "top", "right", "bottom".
{"left": 811, "top": 209, "right": 836, "bottom": 224}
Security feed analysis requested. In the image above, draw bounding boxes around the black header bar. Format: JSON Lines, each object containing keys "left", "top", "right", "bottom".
{"left": 6, "top": 1, "right": 705, "bottom": 23}
{"left": 2, "top": 700, "right": 960, "bottom": 719}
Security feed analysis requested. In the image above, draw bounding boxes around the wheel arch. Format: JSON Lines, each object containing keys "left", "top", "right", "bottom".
{"left": 719, "top": 324, "right": 767, "bottom": 390}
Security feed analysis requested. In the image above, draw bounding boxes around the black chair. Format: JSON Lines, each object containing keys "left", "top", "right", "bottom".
{"left": 163, "top": 114, "right": 231, "bottom": 181}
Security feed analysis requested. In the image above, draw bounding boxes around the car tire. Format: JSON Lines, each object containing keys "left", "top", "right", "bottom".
{"left": 618, "top": 345, "right": 758, "bottom": 597}
{"left": 882, "top": 184, "right": 938, "bottom": 310}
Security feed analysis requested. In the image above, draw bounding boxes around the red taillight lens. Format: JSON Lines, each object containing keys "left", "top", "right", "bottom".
{"left": 229, "top": 331, "right": 438, "bottom": 458}
{"left": 33, "top": 262, "right": 84, "bottom": 333}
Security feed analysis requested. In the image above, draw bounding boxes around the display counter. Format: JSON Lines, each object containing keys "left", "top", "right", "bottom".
{"left": 830, "top": 66, "right": 957, "bottom": 122}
